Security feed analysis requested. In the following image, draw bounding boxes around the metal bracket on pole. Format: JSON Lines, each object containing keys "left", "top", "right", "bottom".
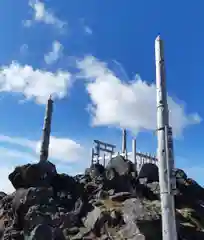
{"left": 165, "top": 126, "right": 177, "bottom": 195}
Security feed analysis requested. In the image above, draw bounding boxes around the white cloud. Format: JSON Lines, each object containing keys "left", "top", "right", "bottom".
{"left": 26, "top": 0, "right": 66, "bottom": 31}
{"left": 23, "top": 20, "right": 32, "bottom": 27}
{"left": 0, "top": 146, "right": 37, "bottom": 163}
{"left": 0, "top": 135, "right": 36, "bottom": 149}
{"left": 84, "top": 26, "right": 93, "bottom": 35}
{"left": 44, "top": 41, "right": 63, "bottom": 65}
{"left": 0, "top": 135, "right": 87, "bottom": 193}
{"left": 80, "top": 19, "right": 93, "bottom": 35}
{"left": 77, "top": 56, "right": 202, "bottom": 137}
{"left": 0, "top": 166, "right": 15, "bottom": 194}
{"left": 0, "top": 62, "right": 72, "bottom": 104}
{"left": 20, "top": 44, "right": 28, "bottom": 55}
{"left": 36, "top": 136, "right": 85, "bottom": 163}
{"left": 0, "top": 135, "right": 85, "bottom": 163}
{"left": 0, "top": 147, "right": 39, "bottom": 194}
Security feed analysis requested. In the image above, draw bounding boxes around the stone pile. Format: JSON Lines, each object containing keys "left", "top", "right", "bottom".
{"left": 0, "top": 156, "right": 203, "bottom": 239}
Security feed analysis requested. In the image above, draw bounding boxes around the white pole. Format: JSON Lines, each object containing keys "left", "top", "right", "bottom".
{"left": 103, "top": 153, "right": 106, "bottom": 167}
{"left": 132, "top": 138, "right": 137, "bottom": 174}
{"left": 155, "top": 35, "right": 177, "bottom": 240}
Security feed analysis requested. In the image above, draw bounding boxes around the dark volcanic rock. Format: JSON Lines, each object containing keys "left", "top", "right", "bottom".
{"left": 89, "top": 163, "right": 105, "bottom": 179}
{"left": 0, "top": 192, "right": 7, "bottom": 201}
{"left": 110, "top": 192, "right": 131, "bottom": 202}
{"left": 138, "top": 163, "right": 159, "bottom": 183}
{"left": 25, "top": 224, "right": 53, "bottom": 240}
{"left": 9, "top": 161, "right": 57, "bottom": 190}
{"left": 106, "top": 155, "right": 134, "bottom": 176}
{"left": 0, "top": 159, "right": 203, "bottom": 239}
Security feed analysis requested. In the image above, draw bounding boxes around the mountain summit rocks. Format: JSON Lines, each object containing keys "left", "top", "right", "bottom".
{"left": 0, "top": 156, "right": 204, "bottom": 239}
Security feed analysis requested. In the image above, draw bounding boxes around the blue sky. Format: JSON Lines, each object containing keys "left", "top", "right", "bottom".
{"left": 0, "top": 0, "right": 203, "bottom": 192}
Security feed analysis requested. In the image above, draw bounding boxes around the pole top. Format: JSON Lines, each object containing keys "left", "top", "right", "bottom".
{"left": 155, "top": 35, "right": 161, "bottom": 41}
{"left": 48, "top": 94, "right": 53, "bottom": 102}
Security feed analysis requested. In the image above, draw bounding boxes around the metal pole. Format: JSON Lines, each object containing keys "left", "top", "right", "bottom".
{"left": 132, "top": 138, "right": 137, "bottom": 174}
{"left": 155, "top": 35, "right": 177, "bottom": 240}
{"left": 165, "top": 125, "right": 177, "bottom": 236}
{"left": 40, "top": 95, "right": 53, "bottom": 162}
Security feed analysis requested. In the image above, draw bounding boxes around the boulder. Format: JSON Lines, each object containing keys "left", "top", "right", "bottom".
{"left": 0, "top": 192, "right": 7, "bottom": 201}
{"left": 110, "top": 192, "right": 131, "bottom": 202}
{"left": 12, "top": 187, "right": 54, "bottom": 230}
{"left": 121, "top": 198, "right": 162, "bottom": 239}
{"left": 89, "top": 163, "right": 105, "bottom": 179}
{"left": 83, "top": 206, "right": 111, "bottom": 237}
{"left": 24, "top": 224, "right": 53, "bottom": 240}
{"left": 106, "top": 155, "right": 133, "bottom": 176}
{"left": 9, "top": 161, "right": 57, "bottom": 190}
{"left": 50, "top": 173, "right": 82, "bottom": 209}
{"left": 0, "top": 155, "right": 204, "bottom": 239}
{"left": 138, "top": 163, "right": 159, "bottom": 183}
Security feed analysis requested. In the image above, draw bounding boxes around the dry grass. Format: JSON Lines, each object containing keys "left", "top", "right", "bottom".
{"left": 177, "top": 208, "right": 204, "bottom": 231}
{"left": 101, "top": 199, "right": 123, "bottom": 212}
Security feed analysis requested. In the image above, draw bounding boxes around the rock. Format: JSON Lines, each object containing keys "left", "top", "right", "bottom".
{"left": 83, "top": 206, "right": 111, "bottom": 236}
{"left": 63, "top": 227, "right": 79, "bottom": 235}
{"left": 83, "top": 206, "right": 102, "bottom": 230}
{"left": 84, "top": 182, "right": 98, "bottom": 195}
{"left": 119, "top": 221, "right": 142, "bottom": 239}
{"left": 12, "top": 187, "right": 56, "bottom": 231}
{"left": 105, "top": 175, "right": 133, "bottom": 193}
{"left": 24, "top": 224, "right": 52, "bottom": 240}
{"left": 123, "top": 199, "right": 161, "bottom": 222}
{"left": 108, "top": 189, "right": 115, "bottom": 196}
{"left": 12, "top": 188, "right": 31, "bottom": 229}
{"left": 3, "top": 227, "right": 24, "bottom": 240}
{"left": 139, "top": 177, "right": 148, "bottom": 185}
{"left": 24, "top": 205, "right": 53, "bottom": 233}
{"left": 96, "top": 190, "right": 108, "bottom": 200}
{"left": 9, "top": 161, "right": 57, "bottom": 190}
{"left": 146, "top": 182, "right": 160, "bottom": 196}
{"left": 110, "top": 209, "right": 123, "bottom": 226}
{"left": 138, "top": 163, "right": 159, "bottom": 183}
{"left": 0, "top": 192, "right": 7, "bottom": 200}
{"left": 53, "top": 228, "right": 66, "bottom": 240}
{"left": 89, "top": 164, "right": 105, "bottom": 179}
{"left": 13, "top": 187, "right": 54, "bottom": 212}
{"left": 175, "top": 169, "right": 187, "bottom": 181}
{"left": 60, "top": 212, "right": 79, "bottom": 229}
{"left": 70, "top": 227, "right": 91, "bottom": 239}
{"left": 137, "top": 220, "right": 162, "bottom": 240}
{"left": 122, "top": 199, "right": 162, "bottom": 239}
{"left": 93, "top": 200, "right": 104, "bottom": 207}
{"left": 0, "top": 155, "right": 204, "bottom": 239}
{"left": 110, "top": 192, "right": 131, "bottom": 202}
{"left": 122, "top": 198, "right": 145, "bottom": 222}
{"left": 105, "top": 167, "right": 117, "bottom": 181}
{"left": 0, "top": 218, "right": 4, "bottom": 239}
{"left": 51, "top": 174, "right": 79, "bottom": 194}
{"left": 106, "top": 155, "right": 134, "bottom": 176}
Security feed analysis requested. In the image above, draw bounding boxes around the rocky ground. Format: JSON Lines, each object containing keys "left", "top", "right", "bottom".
{"left": 0, "top": 155, "right": 204, "bottom": 239}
